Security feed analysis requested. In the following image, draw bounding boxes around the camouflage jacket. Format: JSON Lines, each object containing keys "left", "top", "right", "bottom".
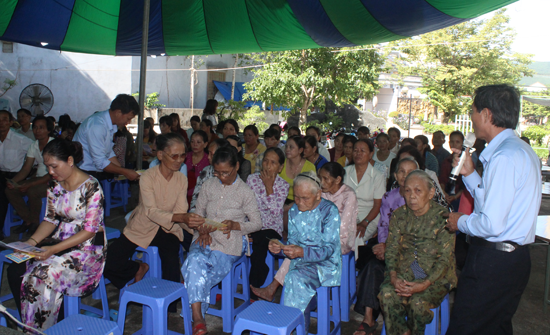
{"left": 385, "top": 201, "right": 457, "bottom": 289}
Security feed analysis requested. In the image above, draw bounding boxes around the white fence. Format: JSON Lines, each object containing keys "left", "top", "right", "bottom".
{"left": 455, "top": 114, "right": 472, "bottom": 134}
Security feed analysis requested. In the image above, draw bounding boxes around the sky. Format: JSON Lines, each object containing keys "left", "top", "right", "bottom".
{"left": 498, "top": 0, "right": 550, "bottom": 62}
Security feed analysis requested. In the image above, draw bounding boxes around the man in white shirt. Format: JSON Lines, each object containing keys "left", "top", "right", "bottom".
{"left": 73, "top": 94, "right": 140, "bottom": 181}
{"left": 15, "top": 109, "right": 35, "bottom": 140}
{"left": 0, "top": 110, "right": 33, "bottom": 238}
{"left": 306, "top": 126, "right": 330, "bottom": 161}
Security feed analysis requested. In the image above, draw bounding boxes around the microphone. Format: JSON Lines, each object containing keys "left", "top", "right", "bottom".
{"left": 450, "top": 132, "right": 476, "bottom": 182}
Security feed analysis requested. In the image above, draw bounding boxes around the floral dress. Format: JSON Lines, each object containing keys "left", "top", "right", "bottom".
{"left": 20, "top": 177, "right": 106, "bottom": 331}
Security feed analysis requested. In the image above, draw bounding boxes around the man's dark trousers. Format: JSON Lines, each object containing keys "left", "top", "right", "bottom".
{"left": 447, "top": 244, "right": 531, "bottom": 335}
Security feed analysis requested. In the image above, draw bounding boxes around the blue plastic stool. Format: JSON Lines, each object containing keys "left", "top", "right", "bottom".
{"left": 101, "top": 179, "right": 127, "bottom": 217}
{"left": 105, "top": 226, "right": 121, "bottom": 240}
{"left": 207, "top": 254, "right": 250, "bottom": 333}
{"left": 233, "top": 301, "right": 306, "bottom": 335}
{"left": 280, "top": 285, "right": 341, "bottom": 335}
{"left": 340, "top": 251, "right": 357, "bottom": 322}
{"left": 132, "top": 246, "right": 162, "bottom": 279}
{"left": 117, "top": 277, "right": 192, "bottom": 335}
{"left": 64, "top": 275, "right": 110, "bottom": 320}
{"left": 4, "top": 197, "right": 48, "bottom": 238}
{"left": 45, "top": 314, "right": 122, "bottom": 335}
{"left": 0, "top": 250, "right": 20, "bottom": 321}
{"left": 380, "top": 294, "right": 450, "bottom": 335}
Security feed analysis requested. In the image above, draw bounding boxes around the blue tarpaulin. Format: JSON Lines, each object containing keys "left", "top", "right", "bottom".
{"left": 213, "top": 81, "right": 290, "bottom": 111}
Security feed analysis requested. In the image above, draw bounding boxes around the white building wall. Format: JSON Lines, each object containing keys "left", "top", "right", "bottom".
{"left": 130, "top": 54, "right": 255, "bottom": 111}
{"left": 1, "top": 43, "right": 254, "bottom": 122}
{"left": 0, "top": 43, "right": 132, "bottom": 122}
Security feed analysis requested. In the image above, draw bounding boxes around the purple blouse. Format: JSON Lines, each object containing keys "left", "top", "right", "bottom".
{"left": 378, "top": 187, "right": 406, "bottom": 244}
{"left": 246, "top": 173, "right": 289, "bottom": 236}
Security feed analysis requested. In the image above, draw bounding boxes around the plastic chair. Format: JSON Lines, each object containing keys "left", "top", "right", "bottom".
{"left": 233, "top": 300, "right": 306, "bottom": 335}
{"left": 65, "top": 275, "right": 110, "bottom": 320}
{"left": 117, "top": 277, "right": 192, "bottom": 335}
{"left": 105, "top": 226, "right": 121, "bottom": 240}
{"left": 45, "top": 314, "right": 122, "bottom": 335}
{"left": 4, "top": 197, "right": 48, "bottom": 238}
{"left": 101, "top": 179, "right": 128, "bottom": 217}
{"left": 280, "top": 285, "right": 341, "bottom": 335}
{"left": 132, "top": 246, "right": 162, "bottom": 279}
{"left": 340, "top": 251, "right": 357, "bottom": 322}
{"left": 380, "top": 294, "right": 450, "bottom": 335}
{"left": 207, "top": 254, "right": 250, "bottom": 333}
{"left": 0, "top": 250, "right": 20, "bottom": 321}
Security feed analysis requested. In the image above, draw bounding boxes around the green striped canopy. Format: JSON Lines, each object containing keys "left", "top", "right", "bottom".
{"left": 0, "top": 0, "right": 515, "bottom": 56}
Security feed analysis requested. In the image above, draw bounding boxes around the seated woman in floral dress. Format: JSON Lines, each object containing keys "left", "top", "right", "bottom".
{"left": 181, "top": 146, "right": 262, "bottom": 335}
{"left": 379, "top": 170, "right": 456, "bottom": 335}
{"left": 9, "top": 139, "right": 106, "bottom": 331}
{"left": 246, "top": 147, "right": 289, "bottom": 299}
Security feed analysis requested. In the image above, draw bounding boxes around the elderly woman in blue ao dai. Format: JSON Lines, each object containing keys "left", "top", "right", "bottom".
{"left": 267, "top": 171, "right": 341, "bottom": 320}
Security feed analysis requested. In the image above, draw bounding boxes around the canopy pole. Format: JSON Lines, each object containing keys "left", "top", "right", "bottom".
{"left": 190, "top": 55, "right": 195, "bottom": 113}
{"left": 136, "top": 0, "right": 150, "bottom": 171}
{"left": 231, "top": 54, "right": 238, "bottom": 101}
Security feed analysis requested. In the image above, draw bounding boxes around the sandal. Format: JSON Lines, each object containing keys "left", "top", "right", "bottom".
{"left": 192, "top": 323, "right": 208, "bottom": 335}
{"left": 353, "top": 321, "right": 378, "bottom": 335}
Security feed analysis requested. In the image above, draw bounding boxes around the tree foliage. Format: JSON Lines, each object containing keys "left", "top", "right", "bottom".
{"left": 0, "top": 78, "right": 16, "bottom": 98}
{"left": 243, "top": 48, "right": 385, "bottom": 125}
{"left": 390, "top": 9, "right": 533, "bottom": 121}
{"left": 131, "top": 92, "right": 165, "bottom": 110}
{"left": 521, "top": 89, "right": 550, "bottom": 124}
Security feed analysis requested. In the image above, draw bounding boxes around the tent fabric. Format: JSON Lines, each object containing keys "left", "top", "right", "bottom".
{"left": 0, "top": 0, "right": 515, "bottom": 56}
{"left": 213, "top": 80, "right": 261, "bottom": 108}
{"left": 213, "top": 81, "right": 290, "bottom": 110}
{"left": 524, "top": 97, "right": 550, "bottom": 107}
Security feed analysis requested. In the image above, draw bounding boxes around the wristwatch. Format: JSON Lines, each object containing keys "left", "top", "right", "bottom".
{"left": 362, "top": 219, "right": 370, "bottom": 227}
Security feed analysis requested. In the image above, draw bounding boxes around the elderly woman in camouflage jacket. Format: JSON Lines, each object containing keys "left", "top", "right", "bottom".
{"left": 379, "top": 170, "right": 457, "bottom": 335}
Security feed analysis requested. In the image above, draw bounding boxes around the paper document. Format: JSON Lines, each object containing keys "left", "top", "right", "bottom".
{"left": 0, "top": 241, "right": 45, "bottom": 253}
{"left": 204, "top": 218, "right": 226, "bottom": 229}
{"left": 6, "top": 252, "right": 35, "bottom": 263}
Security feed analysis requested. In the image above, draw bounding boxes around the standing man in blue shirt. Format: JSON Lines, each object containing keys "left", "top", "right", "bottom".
{"left": 74, "top": 94, "right": 140, "bottom": 181}
{"left": 445, "top": 85, "right": 541, "bottom": 335}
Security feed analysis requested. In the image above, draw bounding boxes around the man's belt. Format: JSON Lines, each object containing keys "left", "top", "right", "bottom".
{"left": 466, "top": 235, "right": 524, "bottom": 253}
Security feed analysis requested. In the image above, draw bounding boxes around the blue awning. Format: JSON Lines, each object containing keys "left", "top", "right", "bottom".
{"left": 213, "top": 81, "right": 290, "bottom": 110}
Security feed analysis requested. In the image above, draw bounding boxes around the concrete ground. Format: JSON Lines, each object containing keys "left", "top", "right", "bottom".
{"left": 1, "top": 192, "right": 549, "bottom": 334}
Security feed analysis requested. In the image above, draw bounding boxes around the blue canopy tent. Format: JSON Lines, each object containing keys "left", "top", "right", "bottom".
{"left": 0, "top": 0, "right": 516, "bottom": 168}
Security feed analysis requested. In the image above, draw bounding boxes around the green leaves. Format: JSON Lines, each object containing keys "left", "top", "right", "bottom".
{"left": 243, "top": 47, "right": 384, "bottom": 125}
{"left": 0, "top": 78, "right": 16, "bottom": 98}
{"left": 131, "top": 92, "right": 165, "bottom": 110}
{"left": 389, "top": 9, "right": 533, "bottom": 121}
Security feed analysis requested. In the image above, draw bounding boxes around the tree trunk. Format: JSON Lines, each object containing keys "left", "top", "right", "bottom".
{"left": 298, "top": 100, "right": 310, "bottom": 126}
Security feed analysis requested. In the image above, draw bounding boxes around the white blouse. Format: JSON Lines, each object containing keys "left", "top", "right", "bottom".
{"left": 344, "top": 163, "right": 386, "bottom": 251}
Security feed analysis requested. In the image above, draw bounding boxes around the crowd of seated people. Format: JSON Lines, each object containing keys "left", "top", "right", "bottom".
{"left": 0, "top": 93, "right": 482, "bottom": 335}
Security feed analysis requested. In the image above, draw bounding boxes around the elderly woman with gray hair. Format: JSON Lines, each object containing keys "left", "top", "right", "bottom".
{"left": 266, "top": 171, "right": 342, "bottom": 322}
{"left": 379, "top": 170, "right": 457, "bottom": 335}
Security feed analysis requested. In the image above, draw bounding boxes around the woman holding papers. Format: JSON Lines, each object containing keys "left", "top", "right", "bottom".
{"left": 10, "top": 139, "right": 105, "bottom": 331}
{"left": 181, "top": 146, "right": 261, "bottom": 335}
{"left": 104, "top": 133, "right": 201, "bottom": 297}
